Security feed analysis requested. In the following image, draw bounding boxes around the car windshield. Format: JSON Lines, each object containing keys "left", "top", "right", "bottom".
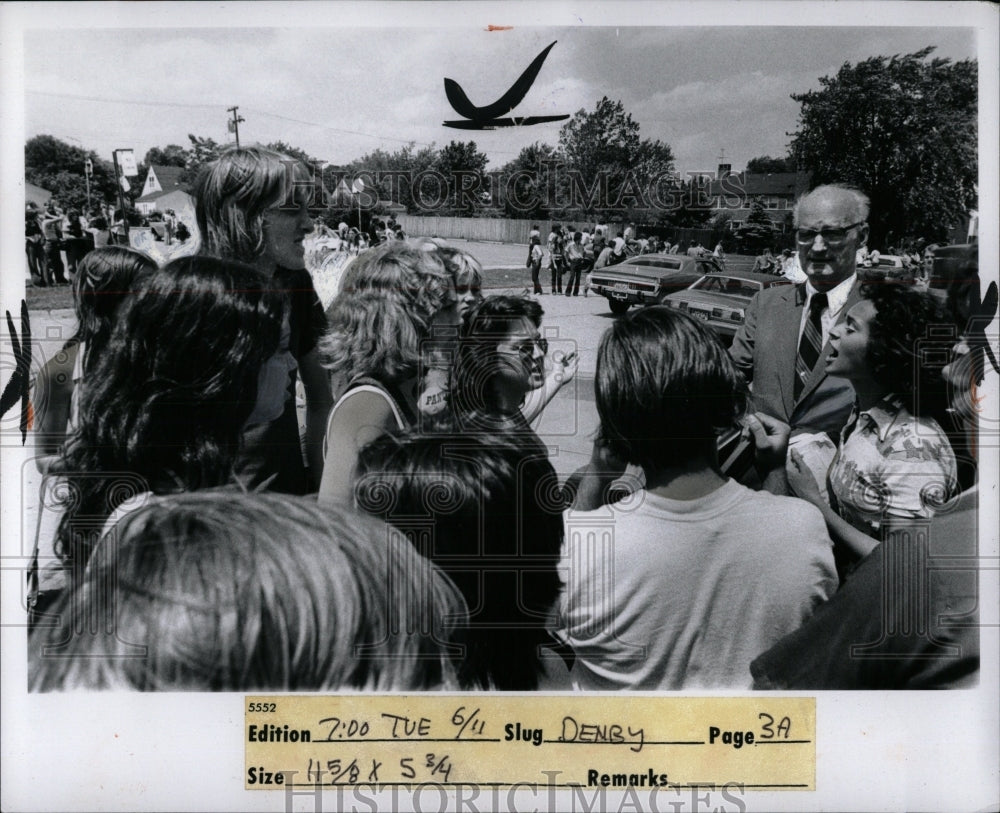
{"left": 689, "top": 276, "right": 762, "bottom": 299}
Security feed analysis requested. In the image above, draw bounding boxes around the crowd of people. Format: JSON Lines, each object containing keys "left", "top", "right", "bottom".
{"left": 26, "top": 147, "right": 992, "bottom": 692}
{"left": 25, "top": 200, "right": 194, "bottom": 288}
{"left": 522, "top": 222, "right": 714, "bottom": 298}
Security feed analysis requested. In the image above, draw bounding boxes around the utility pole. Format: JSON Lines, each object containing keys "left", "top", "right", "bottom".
{"left": 111, "top": 150, "right": 130, "bottom": 242}
{"left": 228, "top": 106, "right": 245, "bottom": 148}
{"left": 84, "top": 158, "right": 92, "bottom": 212}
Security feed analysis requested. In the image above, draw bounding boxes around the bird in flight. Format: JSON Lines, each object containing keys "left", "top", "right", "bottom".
{"left": 443, "top": 40, "right": 570, "bottom": 130}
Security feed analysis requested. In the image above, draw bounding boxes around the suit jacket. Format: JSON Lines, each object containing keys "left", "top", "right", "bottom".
{"left": 730, "top": 280, "right": 862, "bottom": 438}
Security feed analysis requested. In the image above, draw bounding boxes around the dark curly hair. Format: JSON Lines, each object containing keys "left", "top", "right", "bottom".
{"left": 861, "top": 282, "right": 956, "bottom": 425}
{"left": 55, "top": 256, "right": 286, "bottom": 571}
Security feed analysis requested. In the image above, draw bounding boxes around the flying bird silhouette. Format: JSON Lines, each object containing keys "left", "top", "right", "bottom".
{"left": 443, "top": 40, "right": 569, "bottom": 130}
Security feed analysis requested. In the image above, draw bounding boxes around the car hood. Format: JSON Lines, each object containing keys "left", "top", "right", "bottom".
{"left": 592, "top": 266, "right": 684, "bottom": 283}
{"left": 665, "top": 290, "right": 752, "bottom": 309}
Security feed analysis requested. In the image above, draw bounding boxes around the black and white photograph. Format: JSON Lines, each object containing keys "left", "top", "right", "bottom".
{"left": 1, "top": 1, "right": 997, "bottom": 811}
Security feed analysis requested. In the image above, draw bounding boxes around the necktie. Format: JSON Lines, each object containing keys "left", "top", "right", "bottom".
{"left": 795, "top": 292, "right": 828, "bottom": 399}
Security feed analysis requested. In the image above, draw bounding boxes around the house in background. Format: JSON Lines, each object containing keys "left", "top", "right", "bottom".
{"left": 135, "top": 165, "right": 193, "bottom": 216}
{"left": 706, "top": 164, "right": 811, "bottom": 231}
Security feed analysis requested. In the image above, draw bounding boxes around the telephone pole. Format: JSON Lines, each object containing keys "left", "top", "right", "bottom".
{"left": 228, "top": 106, "right": 245, "bottom": 148}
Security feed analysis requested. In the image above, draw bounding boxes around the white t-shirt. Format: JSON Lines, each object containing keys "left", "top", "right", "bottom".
{"left": 553, "top": 479, "right": 836, "bottom": 690}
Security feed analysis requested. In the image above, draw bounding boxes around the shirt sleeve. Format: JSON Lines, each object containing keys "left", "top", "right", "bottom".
{"left": 728, "top": 290, "right": 761, "bottom": 382}
{"left": 870, "top": 451, "right": 957, "bottom": 523}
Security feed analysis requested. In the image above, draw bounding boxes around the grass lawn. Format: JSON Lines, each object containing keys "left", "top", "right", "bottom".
{"left": 25, "top": 283, "right": 73, "bottom": 312}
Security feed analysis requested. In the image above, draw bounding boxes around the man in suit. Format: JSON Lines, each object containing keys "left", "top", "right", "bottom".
{"left": 730, "top": 185, "right": 868, "bottom": 481}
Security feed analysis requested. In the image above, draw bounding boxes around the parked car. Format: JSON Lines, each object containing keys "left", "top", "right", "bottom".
{"left": 927, "top": 243, "right": 978, "bottom": 309}
{"left": 589, "top": 253, "right": 724, "bottom": 315}
{"left": 860, "top": 255, "right": 912, "bottom": 282}
{"left": 663, "top": 271, "right": 792, "bottom": 343}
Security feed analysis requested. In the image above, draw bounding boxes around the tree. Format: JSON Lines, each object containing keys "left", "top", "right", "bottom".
{"left": 745, "top": 197, "right": 773, "bottom": 227}
{"left": 558, "top": 97, "right": 675, "bottom": 220}
{"left": 144, "top": 144, "right": 190, "bottom": 168}
{"left": 25, "top": 135, "right": 118, "bottom": 213}
{"left": 339, "top": 142, "right": 439, "bottom": 214}
{"left": 745, "top": 155, "right": 794, "bottom": 174}
{"left": 497, "top": 142, "right": 560, "bottom": 220}
{"left": 433, "top": 141, "right": 489, "bottom": 215}
{"left": 789, "top": 47, "right": 977, "bottom": 245}
{"left": 179, "top": 134, "right": 225, "bottom": 186}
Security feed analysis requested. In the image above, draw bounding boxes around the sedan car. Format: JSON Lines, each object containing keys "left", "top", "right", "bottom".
{"left": 859, "top": 255, "right": 913, "bottom": 283}
{"left": 662, "top": 272, "right": 792, "bottom": 343}
{"left": 589, "top": 253, "right": 724, "bottom": 315}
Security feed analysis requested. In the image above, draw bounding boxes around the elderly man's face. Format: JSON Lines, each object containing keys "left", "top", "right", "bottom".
{"left": 796, "top": 190, "right": 868, "bottom": 291}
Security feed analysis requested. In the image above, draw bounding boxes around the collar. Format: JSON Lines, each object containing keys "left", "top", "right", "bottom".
{"left": 855, "top": 394, "right": 907, "bottom": 442}
{"left": 803, "top": 273, "right": 857, "bottom": 315}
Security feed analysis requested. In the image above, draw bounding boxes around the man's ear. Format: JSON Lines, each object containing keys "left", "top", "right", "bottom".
{"left": 857, "top": 223, "right": 870, "bottom": 248}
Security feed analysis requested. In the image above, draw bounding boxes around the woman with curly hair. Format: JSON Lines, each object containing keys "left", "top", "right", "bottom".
{"left": 750, "top": 282, "right": 960, "bottom": 565}
{"left": 195, "top": 146, "right": 333, "bottom": 494}
{"left": 318, "top": 241, "right": 461, "bottom": 505}
{"left": 31, "top": 492, "right": 466, "bottom": 692}
{"left": 33, "top": 246, "right": 156, "bottom": 473}
{"left": 49, "top": 257, "right": 286, "bottom": 598}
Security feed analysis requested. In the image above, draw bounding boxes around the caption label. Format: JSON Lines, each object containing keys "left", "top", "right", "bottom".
{"left": 245, "top": 696, "right": 814, "bottom": 791}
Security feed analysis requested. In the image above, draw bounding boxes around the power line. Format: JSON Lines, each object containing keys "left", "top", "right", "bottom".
{"left": 27, "top": 89, "right": 223, "bottom": 110}
{"left": 26, "top": 88, "right": 545, "bottom": 162}
{"left": 245, "top": 107, "right": 435, "bottom": 147}
{"left": 27, "top": 89, "right": 436, "bottom": 149}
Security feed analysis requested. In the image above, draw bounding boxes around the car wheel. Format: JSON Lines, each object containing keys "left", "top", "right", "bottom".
{"left": 609, "top": 299, "right": 630, "bottom": 315}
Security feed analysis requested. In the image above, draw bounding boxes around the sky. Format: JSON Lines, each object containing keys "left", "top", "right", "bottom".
{"left": 18, "top": 10, "right": 977, "bottom": 176}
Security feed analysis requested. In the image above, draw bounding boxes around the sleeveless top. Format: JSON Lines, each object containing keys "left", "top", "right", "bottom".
{"left": 323, "top": 376, "right": 416, "bottom": 460}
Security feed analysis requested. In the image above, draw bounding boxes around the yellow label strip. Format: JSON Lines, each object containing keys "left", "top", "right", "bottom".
{"left": 245, "top": 696, "right": 814, "bottom": 791}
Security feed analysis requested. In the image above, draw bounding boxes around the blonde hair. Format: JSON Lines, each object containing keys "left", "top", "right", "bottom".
{"left": 323, "top": 241, "right": 456, "bottom": 383}
{"left": 194, "top": 146, "right": 314, "bottom": 263}
{"left": 31, "top": 492, "right": 466, "bottom": 691}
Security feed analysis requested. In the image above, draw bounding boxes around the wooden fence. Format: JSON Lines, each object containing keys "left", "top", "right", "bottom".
{"left": 397, "top": 215, "right": 605, "bottom": 245}
{"left": 395, "top": 215, "right": 747, "bottom": 250}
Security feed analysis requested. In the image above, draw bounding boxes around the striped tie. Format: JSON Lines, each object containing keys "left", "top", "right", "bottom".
{"left": 795, "top": 292, "right": 828, "bottom": 399}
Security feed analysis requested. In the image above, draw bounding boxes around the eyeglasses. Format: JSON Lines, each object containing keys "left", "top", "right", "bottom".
{"left": 796, "top": 222, "right": 865, "bottom": 246}
{"left": 497, "top": 335, "right": 548, "bottom": 362}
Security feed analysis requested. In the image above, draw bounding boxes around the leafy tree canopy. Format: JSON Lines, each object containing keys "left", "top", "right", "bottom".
{"left": 144, "top": 144, "right": 190, "bottom": 167}
{"left": 558, "top": 97, "right": 675, "bottom": 218}
{"left": 789, "top": 46, "right": 977, "bottom": 245}
{"left": 745, "top": 155, "right": 795, "bottom": 174}
{"left": 25, "top": 135, "right": 119, "bottom": 213}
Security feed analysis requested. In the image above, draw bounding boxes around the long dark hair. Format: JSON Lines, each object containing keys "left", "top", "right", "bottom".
{"left": 450, "top": 295, "right": 543, "bottom": 419}
{"left": 355, "top": 430, "right": 564, "bottom": 690}
{"left": 70, "top": 246, "right": 157, "bottom": 371}
{"left": 55, "top": 256, "right": 286, "bottom": 570}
